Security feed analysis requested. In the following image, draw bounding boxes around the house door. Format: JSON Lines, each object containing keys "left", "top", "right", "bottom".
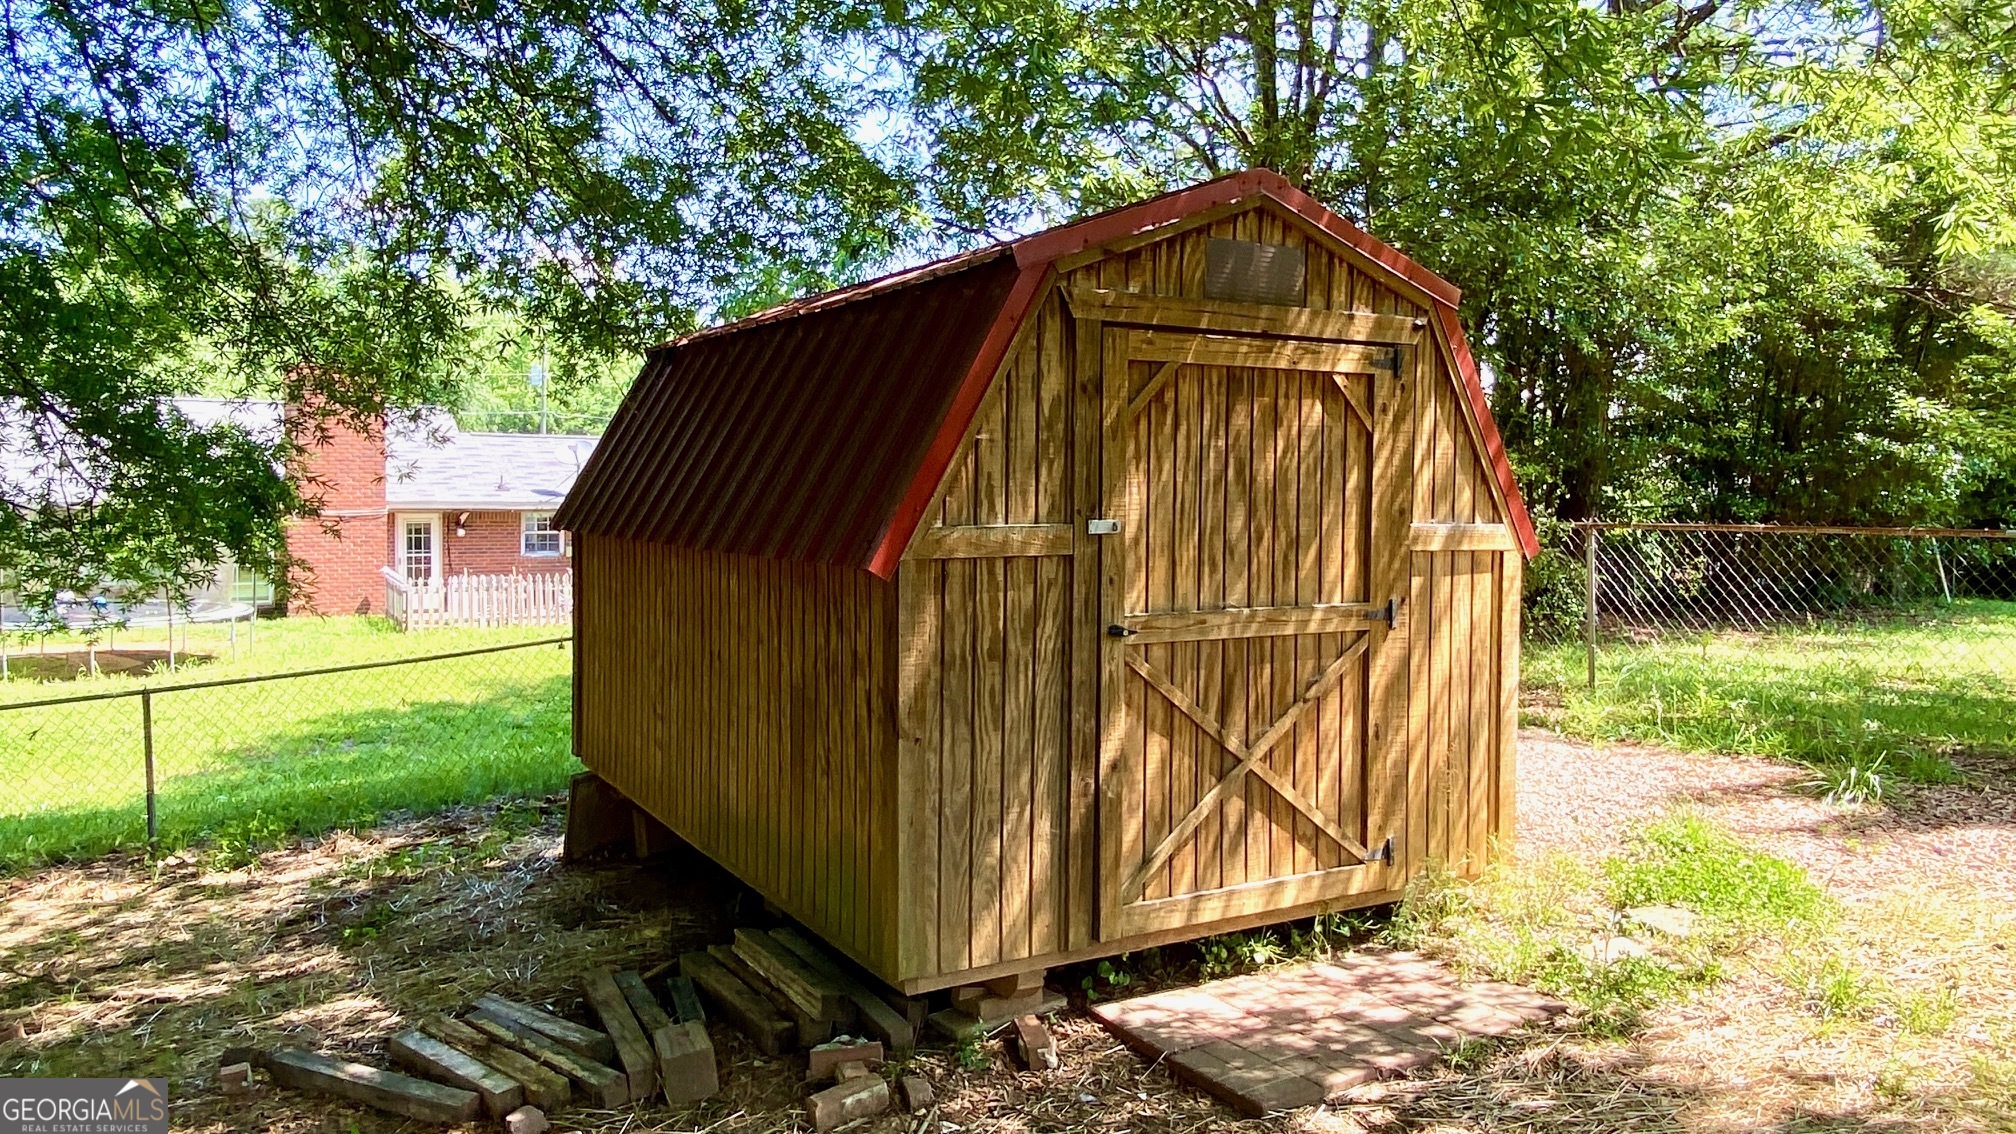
{"left": 396, "top": 513, "right": 443, "bottom": 598}
{"left": 1095, "top": 327, "right": 1411, "bottom": 938}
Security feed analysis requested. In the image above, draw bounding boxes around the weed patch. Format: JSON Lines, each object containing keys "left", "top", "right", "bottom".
{"left": 1393, "top": 812, "right": 1825, "bottom": 1037}
{"left": 1601, "top": 812, "right": 1831, "bottom": 932}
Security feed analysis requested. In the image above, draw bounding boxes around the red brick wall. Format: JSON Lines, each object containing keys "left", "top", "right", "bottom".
{"left": 440, "top": 511, "right": 573, "bottom": 576}
{"left": 284, "top": 409, "right": 389, "bottom": 615}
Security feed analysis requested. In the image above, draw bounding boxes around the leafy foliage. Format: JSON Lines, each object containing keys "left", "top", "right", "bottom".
{"left": 1, "top": 0, "right": 906, "bottom": 606}
{"left": 885, "top": 0, "right": 2016, "bottom": 528}
{"left": 6, "top": 0, "right": 2016, "bottom": 608}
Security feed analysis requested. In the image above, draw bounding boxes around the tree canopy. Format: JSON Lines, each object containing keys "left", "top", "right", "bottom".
{"left": 2, "top": 0, "right": 902, "bottom": 610}
{"left": 888, "top": 0, "right": 2016, "bottom": 526}
{"left": 3, "top": 0, "right": 2013, "bottom": 612}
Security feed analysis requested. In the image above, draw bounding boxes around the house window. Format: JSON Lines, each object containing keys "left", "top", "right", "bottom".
{"left": 522, "top": 512, "right": 562, "bottom": 557}
{"left": 228, "top": 562, "right": 275, "bottom": 606}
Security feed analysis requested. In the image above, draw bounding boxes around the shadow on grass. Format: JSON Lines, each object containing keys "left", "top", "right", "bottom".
{"left": 0, "top": 672, "right": 579, "bottom": 869}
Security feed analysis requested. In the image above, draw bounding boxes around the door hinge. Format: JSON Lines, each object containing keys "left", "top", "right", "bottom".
{"left": 1364, "top": 597, "right": 1400, "bottom": 628}
{"left": 1365, "top": 835, "right": 1395, "bottom": 864}
{"left": 1087, "top": 518, "right": 1121, "bottom": 535}
{"left": 1106, "top": 624, "right": 1139, "bottom": 638}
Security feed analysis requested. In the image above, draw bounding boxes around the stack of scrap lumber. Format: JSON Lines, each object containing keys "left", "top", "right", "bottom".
{"left": 232, "top": 926, "right": 955, "bottom": 1129}
{"left": 928, "top": 970, "right": 1066, "bottom": 1042}
{"left": 233, "top": 967, "right": 719, "bottom": 1126}
{"left": 679, "top": 927, "right": 919, "bottom": 1058}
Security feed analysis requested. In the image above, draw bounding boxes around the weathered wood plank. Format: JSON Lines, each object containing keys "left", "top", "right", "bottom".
{"left": 732, "top": 928, "right": 850, "bottom": 1023}
{"left": 465, "top": 1010, "right": 629, "bottom": 1108}
{"left": 664, "top": 974, "right": 705, "bottom": 1024}
{"left": 1128, "top": 329, "right": 1395, "bottom": 374}
{"left": 1497, "top": 550, "right": 1522, "bottom": 856}
{"left": 613, "top": 970, "right": 672, "bottom": 1038}
{"left": 263, "top": 1047, "right": 480, "bottom": 1124}
{"left": 909, "top": 523, "right": 1075, "bottom": 560}
{"left": 582, "top": 967, "right": 658, "bottom": 1101}
{"left": 971, "top": 553, "right": 1007, "bottom": 967}
{"left": 611, "top": 970, "right": 716, "bottom": 1101}
{"left": 1067, "top": 312, "right": 1104, "bottom": 951}
{"left": 769, "top": 927, "right": 917, "bottom": 1053}
{"left": 709, "top": 943, "right": 824, "bottom": 1046}
{"left": 470, "top": 994, "right": 614, "bottom": 1065}
{"left": 417, "top": 1016, "right": 569, "bottom": 1111}
{"left": 388, "top": 1029, "right": 522, "bottom": 1118}
{"left": 658, "top": 1020, "right": 721, "bottom": 1103}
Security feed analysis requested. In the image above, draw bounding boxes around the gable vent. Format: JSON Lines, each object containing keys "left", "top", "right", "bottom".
{"left": 1204, "top": 238, "right": 1306, "bottom": 305}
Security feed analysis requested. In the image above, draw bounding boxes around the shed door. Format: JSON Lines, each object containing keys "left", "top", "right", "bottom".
{"left": 1096, "top": 327, "right": 1410, "bottom": 939}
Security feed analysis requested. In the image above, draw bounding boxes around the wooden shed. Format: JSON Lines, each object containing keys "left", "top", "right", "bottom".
{"left": 554, "top": 169, "right": 1538, "bottom": 995}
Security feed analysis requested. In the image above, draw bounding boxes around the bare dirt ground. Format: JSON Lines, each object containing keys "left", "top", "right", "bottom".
{"left": 1, "top": 730, "right": 2011, "bottom": 1132}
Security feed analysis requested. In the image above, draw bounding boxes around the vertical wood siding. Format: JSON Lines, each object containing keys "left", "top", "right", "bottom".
{"left": 577, "top": 199, "right": 1517, "bottom": 990}
{"left": 1407, "top": 331, "right": 1516, "bottom": 878}
{"left": 575, "top": 533, "right": 899, "bottom": 974}
{"left": 896, "top": 202, "right": 1517, "bottom": 985}
{"left": 897, "top": 291, "right": 1076, "bottom": 980}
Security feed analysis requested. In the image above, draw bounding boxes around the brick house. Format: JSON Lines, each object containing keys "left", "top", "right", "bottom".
{"left": 283, "top": 406, "right": 597, "bottom": 615}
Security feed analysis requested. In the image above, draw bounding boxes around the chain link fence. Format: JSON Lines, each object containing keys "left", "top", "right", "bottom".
{"left": 1522, "top": 522, "right": 2016, "bottom": 780}
{"left": 0, "top": 629, "right": 576, "bottom": 869}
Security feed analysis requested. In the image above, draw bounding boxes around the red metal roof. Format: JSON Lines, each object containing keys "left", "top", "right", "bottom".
{"left": 557, "top": 169, "right": 1538, "bottom": 570}
{"left": 553, "top": 250, "right": 1023, "bottom": 564}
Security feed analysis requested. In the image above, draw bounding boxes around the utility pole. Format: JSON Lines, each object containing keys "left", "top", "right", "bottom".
{"left": 529, "top": 353, "right": 550, "bottom": 434}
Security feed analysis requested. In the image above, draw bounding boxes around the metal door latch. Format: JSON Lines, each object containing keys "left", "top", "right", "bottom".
{"left": 1087, "top": 518, "right": 1121, "bottom": 535}
{"left": 1365, "top": 836, "right": 1394, "bottom": 863}
{"left": 1364, "top": 598, "right": 1400, "bottom": 628}
{"left": 1106, "top": 624, "right": 1139, "bottom": 638}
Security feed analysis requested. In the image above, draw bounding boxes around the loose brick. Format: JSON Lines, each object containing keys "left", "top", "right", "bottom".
{"left": 504, "top": 1105, "right": 549, "bottom": 1134}
{"left": 805, "top": 1076, "right": 889, "bottom": 1133}
{"left": 807, "top": 1038, "right": 882, "bottom": 1081}
{"left": 897, "top": 1075, "right": 935, "bottom": 1113}
{"left": 1011, "top": 1014, "right": 1059, "bottom": 1071}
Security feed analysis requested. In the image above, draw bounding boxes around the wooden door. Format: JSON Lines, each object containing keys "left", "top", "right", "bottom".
{"left": 1095, "top": 328, "right": 1411, "bottom": 938}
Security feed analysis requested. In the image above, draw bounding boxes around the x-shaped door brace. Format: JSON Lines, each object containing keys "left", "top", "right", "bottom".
{"left": 1120, "top": 633, "right": 1374, "bottom": 902}
{"left": 1127, "top": 361, "right": 1376, "bottom": 431}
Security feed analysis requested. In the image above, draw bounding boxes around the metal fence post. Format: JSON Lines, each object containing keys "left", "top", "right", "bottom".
{"left": 1584, "top": 525, "right": 1600, "bottom": 688}
{"left": 142, "top": 688, "right": 157, "bottom": 847}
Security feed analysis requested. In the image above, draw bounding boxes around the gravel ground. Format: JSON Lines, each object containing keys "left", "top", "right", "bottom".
{"left": 1514, "top": 728, "right": 2016, "bottom": 1133}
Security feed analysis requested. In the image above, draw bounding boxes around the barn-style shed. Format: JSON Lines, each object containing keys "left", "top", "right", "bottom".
{"left": 554, "top": 169, "right": 1538, "bottom": 995}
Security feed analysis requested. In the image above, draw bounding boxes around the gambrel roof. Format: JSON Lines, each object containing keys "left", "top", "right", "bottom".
{"left": 555, "top": 169, "right": 1537, "bottom": 573}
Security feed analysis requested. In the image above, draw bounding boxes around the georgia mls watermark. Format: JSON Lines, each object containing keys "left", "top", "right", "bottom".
{"left": 0, "top": 1079, "right": 168, "bottom": 1134}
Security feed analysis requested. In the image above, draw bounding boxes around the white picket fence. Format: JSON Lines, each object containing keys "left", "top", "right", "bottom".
{"left": 381, "top": 567, "right": 572, "bottom": 630}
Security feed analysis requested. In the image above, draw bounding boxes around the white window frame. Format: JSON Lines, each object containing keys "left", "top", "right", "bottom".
{"left": 521, "top": 511, "right": 563, "bottom": 558}
{"left": 395, "top": 512, "right": 443, "bottom": 585}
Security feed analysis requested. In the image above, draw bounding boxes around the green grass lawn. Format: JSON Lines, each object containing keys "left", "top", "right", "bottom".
{"left": 0, "top": 617, "right": 578, "bottom": 869}
{"left": 1524, "top": 599, "right": 2016, "bottom": 791}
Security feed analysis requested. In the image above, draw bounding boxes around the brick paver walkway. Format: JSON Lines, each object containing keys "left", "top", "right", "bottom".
{"left": 1089, "top": 951, "right": 1567, "bottom": 1115}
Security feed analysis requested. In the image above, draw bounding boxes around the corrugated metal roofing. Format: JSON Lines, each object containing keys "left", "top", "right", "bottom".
{"left": 553, "top": 249, "right": 1022, "bottom": 566}
{"left": 557, "top": 168, "right": 1537, "bottom": 570}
